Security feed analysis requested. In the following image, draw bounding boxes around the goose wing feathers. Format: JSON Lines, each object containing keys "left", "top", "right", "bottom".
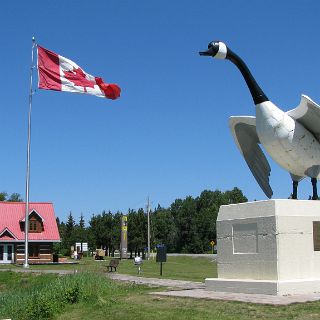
{"left": 287, "top": 95, "right": 320, "bottom": 141}
{"left": 229, "top": 116, "right": 273, "bottom": 198}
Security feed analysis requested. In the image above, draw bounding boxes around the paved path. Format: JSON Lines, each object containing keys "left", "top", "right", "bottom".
{"left": 152, "top": 288, "right": 320, "bottom": 305}
{"left": 107, "top": 273, "right": 320, "bottom": 305}
{"left": 107, "top": 273, "right": 205, "bottom": 289}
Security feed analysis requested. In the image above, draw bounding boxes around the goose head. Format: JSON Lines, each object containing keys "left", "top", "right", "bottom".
{"left": 199, "top": 40, "right": 268, "bottom": 105}
{"left": 199, "top": 41, "right": 227, "bottom": 59}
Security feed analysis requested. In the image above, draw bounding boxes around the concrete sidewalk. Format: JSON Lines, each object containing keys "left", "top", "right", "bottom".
{"left": 107, "top": 273, "right": 205, "bottom": 289}
{"left": 107, "top": 273, "right": 320, "bottom": 305}
{"left": 151, "top": 289, "right": 320, "bottom": 305}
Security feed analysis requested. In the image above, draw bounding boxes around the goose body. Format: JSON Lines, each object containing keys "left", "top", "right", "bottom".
{"left": 200, "top": 41, "right": 320, "bottom": 199}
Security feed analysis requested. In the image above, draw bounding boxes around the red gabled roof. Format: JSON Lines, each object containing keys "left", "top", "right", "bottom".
{"left": 0, "top": 202, "right": 60, "bottom": 242}
{"left": 0, "top": 228, "right": 17, "bottom": 240}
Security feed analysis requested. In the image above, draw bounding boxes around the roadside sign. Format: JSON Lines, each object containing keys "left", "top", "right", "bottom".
{"left": 210, "top": 240, "right": 215, "bottom": 254}
{"left": 75, "top": 242, "right": 88, "bottom": 252}
{"left": 156, "top": 244, "right": 167, "bottom": 276}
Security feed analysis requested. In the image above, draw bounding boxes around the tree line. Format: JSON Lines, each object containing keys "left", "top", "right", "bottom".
{"left": 0, "top": 192, "right": 23, "bottom": 202}
{"left": 56, "top": 188, "right": 247, "bottom": 256}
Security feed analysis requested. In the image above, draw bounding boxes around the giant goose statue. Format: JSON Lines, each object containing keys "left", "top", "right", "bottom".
{"left": 200, "top": 41, "right": 320, "bottom": 200}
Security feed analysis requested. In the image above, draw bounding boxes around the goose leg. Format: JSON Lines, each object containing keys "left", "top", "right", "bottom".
{"left": 312, "top": 178, "right": 318, "bottom": 200}
{"left": 292, "top": 181, "right": 298, "bottom": 199}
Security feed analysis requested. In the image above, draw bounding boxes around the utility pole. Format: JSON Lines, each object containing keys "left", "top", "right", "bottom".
{"left": 147, "top": 196, "right": 151, "bottom": 260}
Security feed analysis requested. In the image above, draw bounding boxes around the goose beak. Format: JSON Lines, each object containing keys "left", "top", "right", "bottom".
{"left": 199, "top": 47, "right": 216, "bottom": 56}
{"left": 199, "top": 41, "right": 220, "bottom": 57}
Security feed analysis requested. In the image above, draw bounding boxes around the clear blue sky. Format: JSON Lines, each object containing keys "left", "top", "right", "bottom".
{"left": 1, "top": 1, "right": 320, "bottom": 222}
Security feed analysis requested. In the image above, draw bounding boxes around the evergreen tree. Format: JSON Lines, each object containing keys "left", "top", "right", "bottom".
{"left": 88, "top": 210, "right": 113, "bottom": 252}
{"left": 64, "top": 211, "right": 76, "bottom": 251}
{"left": 74, "top": 213, "right": 87, "bottom": 247}
{"left": 127, "top": 208, "right": 147, "bottom": 257}
{"left": 79, "top": 213, "right": 85, "bottom": 229}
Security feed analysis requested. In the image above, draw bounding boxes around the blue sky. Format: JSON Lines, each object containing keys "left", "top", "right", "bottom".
{"left": 1, "top": 1, "right": 320, "bottom": 222}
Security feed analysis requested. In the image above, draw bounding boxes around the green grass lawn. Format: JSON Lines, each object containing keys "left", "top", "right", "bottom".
{"left": 0, "top": 256, "right": 217, "bottom": 282}
{"left": 2, "top": 256, "right": 320, "bottom": 319}
{"left": 2, "top": 271, "right": 320, "bottom": 320}
{"left": 112, "top": 256, "right": 217, "bottom": 282}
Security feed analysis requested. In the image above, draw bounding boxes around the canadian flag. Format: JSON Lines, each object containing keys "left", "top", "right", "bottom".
{"left": 37, "top": 46, "right": 121, "bottom": 100}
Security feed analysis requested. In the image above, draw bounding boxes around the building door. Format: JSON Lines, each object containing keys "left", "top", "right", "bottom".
{"left": 0, "top": 244, "right": 14, "bottom": 263}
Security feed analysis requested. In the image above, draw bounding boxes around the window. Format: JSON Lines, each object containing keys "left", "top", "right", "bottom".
{"left": 28, "top": 220, "right": 42, "bottom": 233}
{"left": 28, "top": 244, "right": 39, "bottom": 258}
{"left": 29, "top": 221, "right": 35, "bottom": 231}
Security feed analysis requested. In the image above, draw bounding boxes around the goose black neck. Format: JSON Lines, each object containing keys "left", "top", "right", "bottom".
{"left": 226, "top": 49, "right": 268, "bottom": 105}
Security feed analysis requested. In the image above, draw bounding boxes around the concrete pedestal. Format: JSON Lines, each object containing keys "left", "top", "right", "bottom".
{"left": 206, "top": 200, "right": 320, "bottom": 295}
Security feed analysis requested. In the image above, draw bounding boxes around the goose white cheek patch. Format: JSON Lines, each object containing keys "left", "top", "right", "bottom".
{"left": 215, "top": 42, "right": 227, "bottom": 59}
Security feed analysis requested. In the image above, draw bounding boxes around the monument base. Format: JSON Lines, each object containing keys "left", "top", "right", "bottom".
{"left": 206, "top": 200, "right": 320, "bottom": 296}
{"left": 205, "top": 278, "right": 320, "bottom": 295}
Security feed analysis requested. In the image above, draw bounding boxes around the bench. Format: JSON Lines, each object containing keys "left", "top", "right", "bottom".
{"left": 107, "top": 259, "right": 120, "bottom": 272}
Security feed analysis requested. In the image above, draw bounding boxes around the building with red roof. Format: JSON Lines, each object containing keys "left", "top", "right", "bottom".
{"left": 0, "top": 202, "right": 60, "bottom": 264}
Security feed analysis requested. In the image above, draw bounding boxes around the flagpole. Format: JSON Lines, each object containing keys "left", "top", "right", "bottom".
{"left": 24, "top": 37, "right": 36, "bottom": 269}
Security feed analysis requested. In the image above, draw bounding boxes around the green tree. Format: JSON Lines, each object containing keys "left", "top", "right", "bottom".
{"left": 63, "top": 211, "right": 76, "bottom": 253}
{"left": 56, "top": 187, "right": 248, "bottom": 257}
{"left": 88, "top": 210, "right": 113, "bottom": 253}
{"left": 0, "top": 192, "right": 23, "bottom": 202}
{"left": 53, "top": 217, "right": 66, "bottom": 255}
{"left": 152, "top": 188, "right": 248, "bottom": 254}
{"left": 224, "top": 187, "right": 248, "bottom": 204}
{"left": 73, "top": 213, "right": 87, "bottom": 249}
{"left": 170, "top": 196, "right": 197, "bottom": 253}
{"left": 127, "top": 208, "right": 147, "bottom": 257}
{"left": 7, "top": 193, "right": 23, "bottom": 202}
{"left": 152, "top": 205, "right": 177, "bottom": 252}
{"left": 190, "top": 191, "right": 219, "bottom": 252}
{"left": 0, "top": 192, "right": 8, "bottom": 201}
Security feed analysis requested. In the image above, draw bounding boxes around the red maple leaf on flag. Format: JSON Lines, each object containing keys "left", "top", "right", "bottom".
{"left": 63, "top": 67, "right": 95, "bottom": 92}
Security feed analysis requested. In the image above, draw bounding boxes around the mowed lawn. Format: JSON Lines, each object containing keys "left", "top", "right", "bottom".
{"left": 112, "top": 255, "right": 218, "bottom": 281}
{"left": 0, "top": 255, "right": 217, "bottom": 282}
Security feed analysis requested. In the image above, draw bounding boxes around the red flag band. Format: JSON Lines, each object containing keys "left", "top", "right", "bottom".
{"left": 37, "top": 46, "right": 121, "bottom": 100}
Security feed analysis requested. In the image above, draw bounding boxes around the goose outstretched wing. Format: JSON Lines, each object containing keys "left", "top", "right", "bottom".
{"left": 229, "top": 116, "right": 273, "bottom": 198}
{"left": 287, "top": 95, "right": 320, "bottom": 141}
